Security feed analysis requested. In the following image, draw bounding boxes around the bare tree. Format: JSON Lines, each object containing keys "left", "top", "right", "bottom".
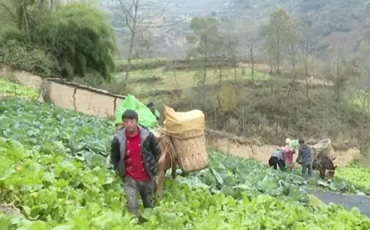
{"left": 246, "top": 32, "right": 257, "bottom": 85}
{"left": 264, "top": 8, "right": 299, "bottom": 74}
{"left": 350, "top": 41, "right": 370, "bottom": 156}
{"left": 108, "top": 0, "right": 168, "bottom": 88}
{"left": 226, "top": 33, "right": 239, "bottom": 81}
{"left": 132, "top": 29, "right": 154, "bottom": 58}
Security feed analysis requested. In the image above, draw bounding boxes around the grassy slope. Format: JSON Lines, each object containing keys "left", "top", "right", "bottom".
{"left": 115, "top": 67, "right": 270, "bottom": 94}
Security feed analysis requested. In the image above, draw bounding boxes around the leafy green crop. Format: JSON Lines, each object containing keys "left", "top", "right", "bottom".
{"left": 0, "top": 98, "right": 368, "bottom": 199}
{"left": 0, "top": 98, "right": 114, "bottom": 168}
{"left": 178, "top": 151, "right": 311, "bottom": 203}
{"left": 0, "top": 79, "right": 39, "bottom": 99}
{"left": 1, "top": 138, "right": 369, "bottom": 229}
{"left": 1, "top": 98, "right": 370, "bottom": 229}
{"left": 336, "top": 166, "right": 370, "bottom": 192}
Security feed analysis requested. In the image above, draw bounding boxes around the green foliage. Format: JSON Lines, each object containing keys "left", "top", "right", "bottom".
{"left": 264, "top": 7, "right": 300, "bottom": 73}
{"left": 34, "top": 2, "right": 117, "bottom": 80}
{"left": 336, "top": 166, "right": 370, "bottom": 192}
{"left": 0, "top": 98, "right": 114, "bottom": 168}
{"left": 0, "top": 40, "right": 58, "bottom": 76}
{"left": 115, "top": 58, "right": 168, "bottom": 71}
{"left": 187, "top": 17, "right": 225, "bottom": 58}
{"left": 0, "top": 0, "right": 117, "bottom": 80}
{"left": 0, "top": 79, "right": 39, "bottom": 99}
{"left": 0, "top": 98, "right": 370, "bottom": 229}
{"left": 181, "top": 80, "right": 370, "bottom": 145}
{"left": 1, "top": 138, "right": 370, "bottom": 229}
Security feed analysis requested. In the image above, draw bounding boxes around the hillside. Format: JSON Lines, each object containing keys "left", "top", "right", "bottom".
{"left": 225, "top": 0, "right": 370, "bottom": 60}
{"left": 105, "top": 0, "right": 370, "bottom": 59}
{"left": 1, "top": 79, "right": 370, "bottom": 228}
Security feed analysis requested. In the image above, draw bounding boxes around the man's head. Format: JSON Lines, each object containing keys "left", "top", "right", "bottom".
{"left": 122, "top": 109, "right": 138, "bottom": 133}
{"left": 299, "top": 139, "right": 305, "bottom": 145}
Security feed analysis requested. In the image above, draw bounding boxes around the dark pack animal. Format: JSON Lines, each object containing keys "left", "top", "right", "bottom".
{"left": 313, "top": 153, "right": 337, "bottom": 182}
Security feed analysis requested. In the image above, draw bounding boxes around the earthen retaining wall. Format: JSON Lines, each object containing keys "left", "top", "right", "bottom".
{"left": 0, "top": 64, "right": 125, "bottom": 118}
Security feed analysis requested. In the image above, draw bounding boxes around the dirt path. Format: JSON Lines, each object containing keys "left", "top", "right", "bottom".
{"left": 209, "top": 139, "right": 359, "bottom": 167}
{"left": 305, "top": 188, "right": 370, "bottom": 217}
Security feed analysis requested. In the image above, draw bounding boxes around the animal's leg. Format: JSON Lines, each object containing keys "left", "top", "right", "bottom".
{"left": 156, "top": 168, "right": 165, "bottom": 198}
{"left": 156, "top": 150, "right": 166, "bottom": 198}
{"left": 319, "top": 168, "right": 325, "bottom": 179}
{"left": 171, "top": 162, "right": 177, "bottom": 179}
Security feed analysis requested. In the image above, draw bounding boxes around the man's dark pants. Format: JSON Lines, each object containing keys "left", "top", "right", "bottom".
{"left": 124, "top": 176, "right": 155, "bottom": 219}
{"left": 301, "top": 162, "right": 313, "bottom": 179}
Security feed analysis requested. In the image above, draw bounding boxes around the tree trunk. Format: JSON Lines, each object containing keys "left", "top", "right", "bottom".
{"left": 202, "top": 38, "right": 208, "bottom": 87}
{"left": 276, "top": 53, "right": 280, "bottom": 75}
{"left": 219, "top": 61, "right": 222, "bottom": 83}
{"left": 124, "top": 4, "right": 138, "bottom": 89}
{"left": 250, "top": 48, "right": 255, "bottom": 86}
{"left": 173, "top": 62, "right": 178, "bottom": 88}
{"left": 22, "top": 2, "right": 31, "bottom": 42}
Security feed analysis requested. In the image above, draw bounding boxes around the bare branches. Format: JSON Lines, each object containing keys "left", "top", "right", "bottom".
{"left": 108, "top": 0, "right": 169, "bottom": 33}
{"left": 107, "top": 0, "right": 168, "bottom": 88}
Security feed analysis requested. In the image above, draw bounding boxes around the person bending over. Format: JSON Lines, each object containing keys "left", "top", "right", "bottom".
{"left": 268, "top": 148, "right": 286, "bottom": 170}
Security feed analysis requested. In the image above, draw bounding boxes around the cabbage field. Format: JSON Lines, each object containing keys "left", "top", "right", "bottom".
{"left": 336, "top": 167, "right": 370, "bottom": 193}
{"left": 1, "top": 98, "right": 370, "bottom": 229}
{"left": 0, "top": 79, "right": 39, "bottom": 99}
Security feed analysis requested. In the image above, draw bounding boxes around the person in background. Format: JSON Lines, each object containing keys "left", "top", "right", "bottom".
{"left": 268, "top": 148, "right": 286, "bottom": 170}
{"left": 147, "top": 102, "right": 160, "bottom": 121}
{"left": 284, "top": 138, "right": 296, "bottom": 170}
{"left": 296, "top": 139, "right": 313, "bottom": 179}
{"left": 110, "top": 110, "right": 161, "bottom": 222}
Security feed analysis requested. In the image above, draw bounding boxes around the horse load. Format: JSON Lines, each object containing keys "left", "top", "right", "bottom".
{"left": 311, "top": 139, "right": 335, "bottom": 161}
{"left": 310, "top": 139, "right": 337, "bottom": 182}
{"left": 155, "top": 105, "right": 209, "bottom": 197}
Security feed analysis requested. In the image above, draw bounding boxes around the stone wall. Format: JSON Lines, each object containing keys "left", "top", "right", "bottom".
{"left": 0, "top": 64, "right": 125, "bottom": 118}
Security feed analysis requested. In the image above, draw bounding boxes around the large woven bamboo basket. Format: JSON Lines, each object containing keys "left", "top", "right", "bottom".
{"left": 312, "top": 139, "right": 335, "bottom": 160}
{"left": 169, "top": 129, "right": 209, "bottom": 172}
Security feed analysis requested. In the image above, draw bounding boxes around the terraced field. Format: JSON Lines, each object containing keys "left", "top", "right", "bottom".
{"left": 0, "top": 96, "right": 370, "bottom": 229}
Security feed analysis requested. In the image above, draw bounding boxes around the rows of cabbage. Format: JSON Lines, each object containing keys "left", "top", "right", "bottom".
{"left": 0, "top": 79, "right": 39, "bottom": 99}
{"left": 336, "top": 166, "right": 370, "bottom": 194}
{"left": 0, "top": 98, "right": 368, "bottom": 201}
{"left": 1, "top": 138, "right": 370, "bottom": 230}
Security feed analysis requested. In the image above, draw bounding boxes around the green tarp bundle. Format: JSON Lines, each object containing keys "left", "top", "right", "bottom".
{"left": 288, "top": 139, "right": 300, "bottom": 151}
{"left": 115, "top": 94, "right": 158, "bottom": 128}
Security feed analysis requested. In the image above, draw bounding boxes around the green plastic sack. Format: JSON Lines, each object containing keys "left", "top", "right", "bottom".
{"left": 289, "top": 139, "right": 299, "bottom": 151}
{"left": 115, "top": 95, "right": 158, "bottom": 128}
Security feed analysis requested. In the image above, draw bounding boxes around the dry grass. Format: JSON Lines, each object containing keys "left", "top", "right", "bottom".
{"left": 115, "top": 67, "right": 271, "bottom": 95}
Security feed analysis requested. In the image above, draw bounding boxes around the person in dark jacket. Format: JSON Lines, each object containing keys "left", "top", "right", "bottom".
{"left": 147, "top": 102, "right": 160, "bottom": 121}
{"left": 110, "top": 109, "right": 161, "bottom": 221}
{"left": 268, "top": 148, "right": 286, "bottom": 170}
{"left": 296, "top": 139, "right": 313, "bottom": 179}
